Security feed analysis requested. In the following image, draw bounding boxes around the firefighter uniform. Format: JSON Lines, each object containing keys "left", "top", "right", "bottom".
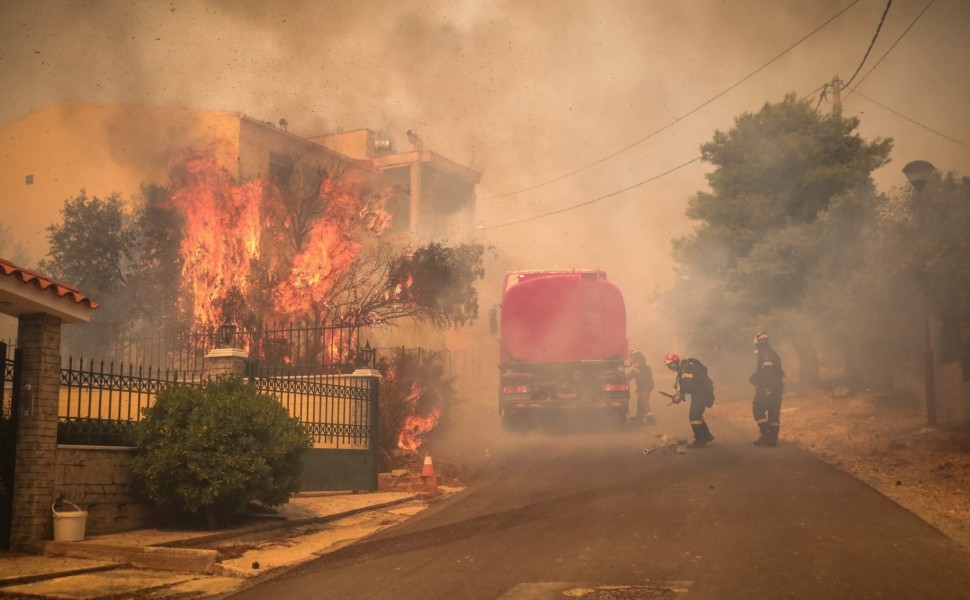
{"left": 750, "top": 333, "right": 785, "bottom": 447}
{"left": 627, "top": 350, "right": 655, "bottom": 425}
{"left": 666, "top": 355, "right": 715, "bottom": 448}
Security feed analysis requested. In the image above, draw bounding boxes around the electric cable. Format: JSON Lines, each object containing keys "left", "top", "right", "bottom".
{"left": 482, "top": 82, "right": 833, "bottom": 232}
{"left": 480, "top": 155, "right": 706, "bottom": 231}
{"left": 478, "top": 0, "right": 862, "bottom": 203}
{"left": 843, "top": 0, "right": 893, "bottom": 89}
{"left": 847, "top": 87, "right": 970, "bottom": 150}
{"left": 845, "top": 0, "right": 936, "bottom": 93}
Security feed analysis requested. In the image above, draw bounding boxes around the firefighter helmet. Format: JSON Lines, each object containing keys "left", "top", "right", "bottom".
{"left": 754, "top": 331, "right": 769, "bottom": 345}
{"left": 663, "top": 352, "right": 680, "bottom": 368}
{"left": 630, "top": 347, "right": 646, "bottom": 364}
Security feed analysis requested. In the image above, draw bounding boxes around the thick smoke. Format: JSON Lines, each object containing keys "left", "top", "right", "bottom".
{"left": 1, "top": 0, "right": 969, "bottom": 424}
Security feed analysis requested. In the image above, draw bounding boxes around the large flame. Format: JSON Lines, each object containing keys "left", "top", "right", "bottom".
{"left": 275, "top": 175, "right": 389, "bottom": 319}
{"left": 396, "top": 382, "right": 441, "bottom": 452}
{"left": 166, "top": 150, "right": 389, "bottom": 330}
{"left": 170, "top": 150, "right": 264, "bottom": 329}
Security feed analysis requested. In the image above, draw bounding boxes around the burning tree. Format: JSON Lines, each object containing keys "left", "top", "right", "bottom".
{"left": 376, "top": 348, "right": 457, "bottom": 470}
{"left": 42, "top": 146, "right": 485, "bottom": 450}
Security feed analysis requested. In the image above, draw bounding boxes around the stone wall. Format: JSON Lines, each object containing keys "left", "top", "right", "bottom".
{"left": 53, "top": 446, "right": 157, "bottom": 535}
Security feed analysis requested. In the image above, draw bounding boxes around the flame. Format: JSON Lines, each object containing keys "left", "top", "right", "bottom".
{"left": 166, "top": 149, "right": 390, "bottom": 331}
{"left": 274, "top": 175, "right": 390, "bottom": 319}
{"left": 396, "top": 382, "right": 440, "bottom": 452}
{"left": 169, "top": 150, "right": 264, "bottom": 329}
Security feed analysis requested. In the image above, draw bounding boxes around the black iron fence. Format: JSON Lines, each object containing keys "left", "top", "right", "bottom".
{"left": 251, "top": 365, "right": 377, "bottom": 449}
{"left": 57, "top": 358, "right": 203, "bottom": 446}
{"left": 75, "top": 320, "right": 364, "bottom": 376}
{"left": 55, "top": 321, "right": 374, "bottom": 447}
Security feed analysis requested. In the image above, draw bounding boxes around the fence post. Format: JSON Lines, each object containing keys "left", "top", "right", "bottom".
{"left": 204, "top": 347, "right": 248, "bottom": 379}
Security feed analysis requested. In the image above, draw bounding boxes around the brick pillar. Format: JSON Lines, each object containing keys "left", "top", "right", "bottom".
{"left": 204, "top": 347, "right": 248, "bottom": 379}
{"left": 10, "top": 313, "right": 61, "bottom": 552}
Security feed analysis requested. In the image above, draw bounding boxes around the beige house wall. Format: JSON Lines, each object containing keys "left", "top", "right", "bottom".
{"left": 0, "top": 102, "right": 242, "bottom": 264}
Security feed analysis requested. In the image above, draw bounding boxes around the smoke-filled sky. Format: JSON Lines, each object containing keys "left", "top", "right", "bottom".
{"left": 1, "top": 0, "right": 968, "bottom": 335}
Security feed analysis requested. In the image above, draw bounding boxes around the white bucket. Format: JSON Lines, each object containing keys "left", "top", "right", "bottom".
{"left": 52, "top": 501, "right": 88, "bottom": 542}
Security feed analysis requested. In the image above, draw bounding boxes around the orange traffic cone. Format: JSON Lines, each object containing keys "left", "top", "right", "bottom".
{"left": 421, "top": 452, "right": 435, "bottom": 478}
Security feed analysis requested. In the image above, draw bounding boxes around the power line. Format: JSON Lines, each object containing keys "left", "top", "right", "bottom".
{"left": 478, "top": 0, "right": 862, "bottom": 203}
{"left": 481, "top": 155, "right": 706, "bottom": 231}
{"left": 843, "top": 0, "right": 893, "bottom": 89}
{"left": 839, "top": 0, "right": 966, "bottom": 148}
{"left": 847, "top": 0, "right": 936, "bottom": 91}
{"left": 482, "top": 83, "right": 834, "bottom": 232}
{"left": 847, "top": 87, "right": 970, "bottom": 150}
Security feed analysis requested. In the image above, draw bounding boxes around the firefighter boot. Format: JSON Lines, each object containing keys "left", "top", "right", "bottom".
{"left": 687, "top": 423, "right": 708, "bottom": 448}
{"left": 766, "top": 425, "right": 779, "bottom": 447}
{"left": 753, "top": 423, "right": 768, "bottom": 446}
{"left": 701, "top": 422, "right": 715, "bottom": 443}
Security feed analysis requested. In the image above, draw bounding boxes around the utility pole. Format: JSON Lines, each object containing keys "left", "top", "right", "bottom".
{"left": 830, "top": 75, "right": 842, "bottom": 115}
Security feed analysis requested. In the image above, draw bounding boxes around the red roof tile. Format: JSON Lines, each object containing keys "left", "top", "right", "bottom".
{"left": 0, "top": 258, "right": 99, "bottom": 310}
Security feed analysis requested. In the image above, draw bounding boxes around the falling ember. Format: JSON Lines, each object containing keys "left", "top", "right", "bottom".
{"left": 396, "top": 382, "right": 441, "bottom": 452}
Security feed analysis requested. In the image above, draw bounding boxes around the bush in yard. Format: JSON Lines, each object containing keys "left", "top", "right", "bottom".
{"left": 130, "top": 376, "right": 312, "bottom": 528}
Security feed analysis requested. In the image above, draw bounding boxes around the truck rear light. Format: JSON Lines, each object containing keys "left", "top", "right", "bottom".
{"left": 602, "top": 382, "right": 629, "bottom": 392}
{"left": 502, "top": 384, "right": 532, "bottom": 394}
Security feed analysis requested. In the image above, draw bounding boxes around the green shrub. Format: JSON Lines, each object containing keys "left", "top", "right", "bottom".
{"left": 130, "top": 376, "right": 312, "bottom": 527}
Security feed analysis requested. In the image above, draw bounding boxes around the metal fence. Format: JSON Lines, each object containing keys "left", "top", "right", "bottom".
{"left": 55, "top": 321, "right": 373, "bottom": 447}
{"left": 250, "top": 365, "right": 376, "bottom": 450}
{"left": 57, "top": 358, "right": 203, "bottom": 446}
{"left": 70, "top": 319, "right": 364, "bottom": 375}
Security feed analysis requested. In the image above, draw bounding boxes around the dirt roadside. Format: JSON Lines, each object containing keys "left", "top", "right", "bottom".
{"left": 716, "top": 389, "right": 970, "bottom": 550}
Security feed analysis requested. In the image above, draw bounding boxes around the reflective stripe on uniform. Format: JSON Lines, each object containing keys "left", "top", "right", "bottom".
{"left": 690, "top": 420, "right": 704, "bottom": 425}
{"left": 755, "top": 418, "right": 769, "bottom": 424}
{"left": 682, "top": 373, "right": 694, "bottom": 379}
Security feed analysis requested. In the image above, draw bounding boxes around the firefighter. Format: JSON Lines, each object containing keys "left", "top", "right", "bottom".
{"left": 749, "top": 331, "right": 785, "bottom": 447}
{"left": 627, "top": 347, "right": 655, "bottom": 425}
{"left": 663, "top": 352, "right": 716, "bottom": 448}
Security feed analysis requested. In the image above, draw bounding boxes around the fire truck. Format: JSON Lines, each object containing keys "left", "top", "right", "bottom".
{"left": 489, "top": 269, "right": 630, "bottom": 430}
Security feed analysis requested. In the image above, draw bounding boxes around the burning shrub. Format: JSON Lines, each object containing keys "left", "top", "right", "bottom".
{"left": 130, "top": 376, "right": 311, "bottom": 529}
{"left": 376, "top": 348, "right": 457, "bottom": 471}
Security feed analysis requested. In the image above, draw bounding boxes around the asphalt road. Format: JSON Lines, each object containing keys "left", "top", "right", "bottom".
{"left": 227, "top": 401, "right": 970, "bottom": 600}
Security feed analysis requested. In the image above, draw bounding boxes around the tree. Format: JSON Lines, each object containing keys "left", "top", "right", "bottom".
{"left": 40, "top": 190, "right": 134, "bottom": 355}
{"left": 126, "top": 184, "right": 187, "bottom": 339}
{"left": 671, "top": 94, "right": 892, "bottom": 385}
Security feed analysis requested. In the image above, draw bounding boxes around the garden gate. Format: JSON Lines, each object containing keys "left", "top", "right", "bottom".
{"left": 0, "top": 341, "right": 22, "bottom": 551}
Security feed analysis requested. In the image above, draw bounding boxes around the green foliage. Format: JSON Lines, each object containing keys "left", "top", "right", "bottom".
{"left": 40, "top": 190, "right": 133, "bottom": 298}
{"left": 40, "top": 190, "right": 135, "bottom": 355}
{"left": 387, "top": 242, "right": 486, "bottom": 327}
{"left": 125, "top": 184, "right": 187, "bottom": 337}
{"left": 130, "top": 376, "right": 311, "bottom": 527}
{"left": 671, "top": 94, "right": 894, "bottom": 385}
